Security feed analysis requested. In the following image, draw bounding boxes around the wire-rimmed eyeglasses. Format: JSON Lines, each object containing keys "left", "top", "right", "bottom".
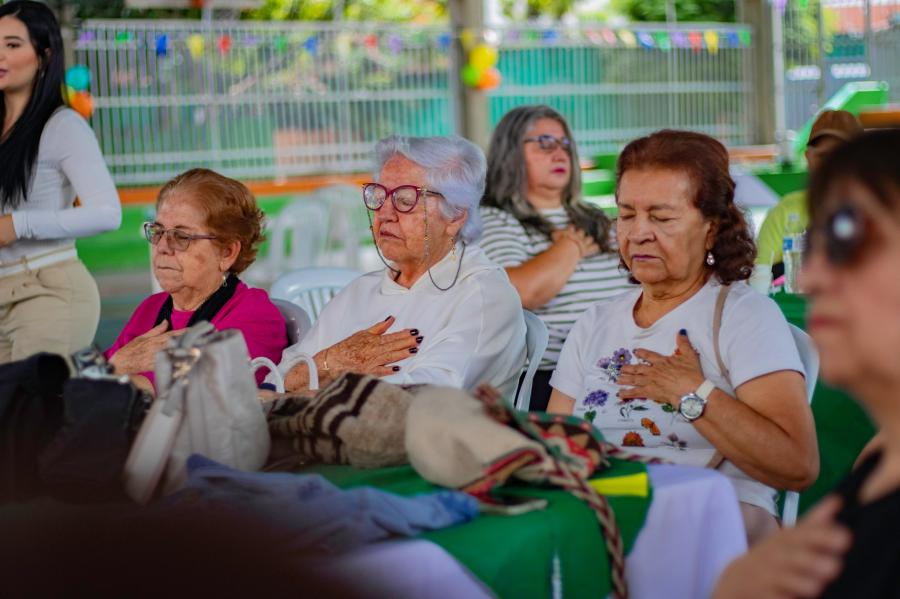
{"left": 143, "top": 222, "right": 217, "bottom": 251}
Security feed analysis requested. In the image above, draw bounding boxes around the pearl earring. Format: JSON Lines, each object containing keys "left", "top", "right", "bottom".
{"left": 706, "top": 251, "right": 715, "bottom": 266}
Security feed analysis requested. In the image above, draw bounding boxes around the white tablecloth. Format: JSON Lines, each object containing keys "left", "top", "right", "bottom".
{"left": 324, "top": 464, "right": 747, "bottom": 599}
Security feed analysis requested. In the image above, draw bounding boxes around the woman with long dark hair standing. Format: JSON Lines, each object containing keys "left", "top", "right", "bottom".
{"left": 0, "top": 1, "right": 120, "bottom": 364}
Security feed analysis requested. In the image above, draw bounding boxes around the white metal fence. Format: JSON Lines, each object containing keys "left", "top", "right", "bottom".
{"left": 74, "top": 21, "right": 454, "bottom": 185}
{"left": 488, "top": 24, "right": 755, "bottom": 158}
{"left": 74, "top": 20, "right": 755, "bottom": 185}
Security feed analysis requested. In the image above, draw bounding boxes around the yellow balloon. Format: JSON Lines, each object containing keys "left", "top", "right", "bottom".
{"left": 187, "top": 34, "right": 205, "bottom": 60}
{"left": 469, "top": 44, "right": 498, "bottom": 71}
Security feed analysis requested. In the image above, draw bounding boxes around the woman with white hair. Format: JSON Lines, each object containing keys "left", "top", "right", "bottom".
{"left": 272, "top": 135, "right": 527, "bottom": 397}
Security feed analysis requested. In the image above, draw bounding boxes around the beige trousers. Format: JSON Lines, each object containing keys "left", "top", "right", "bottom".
{"left": 0, "top": 258, "right": 100, "bottom": 365}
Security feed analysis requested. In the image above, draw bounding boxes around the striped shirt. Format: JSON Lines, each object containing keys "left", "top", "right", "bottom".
{"left": 479, "top": 206, "right": 633, "bottom": 370}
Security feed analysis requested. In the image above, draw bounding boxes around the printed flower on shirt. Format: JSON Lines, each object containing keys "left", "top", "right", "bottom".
{"left": 582, "top": 389, "right": 608, "bottom": 424}
{"left": 663, "top": 433, "right": 688, "bottom": 451}
{"left": 640, "top": 417, "right": 661, "bottom": 436}
{"left": 618, "top": 399, "right": 648, "bottom": 420}
{"left": 596, "top": 347, "right": 633, "bottom": 383}
{"left": 622, "top": 431, "right": 644, "bottom": 447}
{"left": 584, "top": 389, "right": 608, "bottom": 408}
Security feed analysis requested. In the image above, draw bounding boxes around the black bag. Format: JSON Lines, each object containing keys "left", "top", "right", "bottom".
{"left": 0, "top": 353, "right": 69, "bottom": 502}
{"left": 39, "top": 379, "right": 150, "bottom": 503}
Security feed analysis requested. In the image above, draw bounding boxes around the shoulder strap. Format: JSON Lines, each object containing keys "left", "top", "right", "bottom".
{"left": 712, "top": 283, "right": 732, "bottom": 384}
{"left": 706, "top": 282, "right": 732, "bottom": 470}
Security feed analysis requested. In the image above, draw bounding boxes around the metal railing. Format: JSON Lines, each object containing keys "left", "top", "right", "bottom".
{"left": 488, "top": 24, "right": 755, "bottom": 158}
{"left": 75, "top": 20, "right": 755, "bottom": 185}
{"left": 782, "top": 0, "right": 900, "bottom": 130}
{"left": 75, "top": 21, "right": 455, "bottom": 185}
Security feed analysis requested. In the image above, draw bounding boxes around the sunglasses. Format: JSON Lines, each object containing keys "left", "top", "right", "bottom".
{"left": 362, "top": 183, "right": 443, "bottom": 213}
{"left": 524, "top": 134, "right": 571, "bottom": 153}
{"left": 807, "top": 204, "right": 872, "bottom": 266}
{"left": 143, "top": 222, "right": 217, "bottom": 252}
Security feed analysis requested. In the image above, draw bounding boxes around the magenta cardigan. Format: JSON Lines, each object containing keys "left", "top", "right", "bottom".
{"left": 105, "top": 281, "right": 287, "bottom": 389}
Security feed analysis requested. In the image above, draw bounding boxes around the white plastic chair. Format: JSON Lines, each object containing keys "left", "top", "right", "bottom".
{"left": 244, "top": 196, "right": 330, "bottom": 288}
{"left": 781, "top": 323, "right": 820, "bottom": 526}
{"left": 313, "top": 183, "right": 373, "bottom": 269}
{"left": 271, "top": 298, "right": 313, "bottom": 345}
{"left": 269, "top": 266, "right": 361, "bottom": 322}
{"left": 515, "top": 311, "right": 549, "bottom": 411}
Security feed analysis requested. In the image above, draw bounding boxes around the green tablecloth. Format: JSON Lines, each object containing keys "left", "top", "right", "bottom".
{"left": 307, "top": 458, "right": 652, "bottom": 598}
{"left": 772, "top": 292, "right": 876, "bottom": 513}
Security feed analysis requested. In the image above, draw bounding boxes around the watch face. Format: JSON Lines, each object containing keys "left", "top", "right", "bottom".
{"left": 680, "top": 394, "right": 704, "bottom": 420}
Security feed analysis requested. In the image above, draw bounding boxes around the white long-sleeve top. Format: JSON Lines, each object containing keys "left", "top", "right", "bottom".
{"left": 1, "top": 108, "right": 121, "bottom": 265}
{"left": 275, "top": 244, "right": 527, "bottom": 399}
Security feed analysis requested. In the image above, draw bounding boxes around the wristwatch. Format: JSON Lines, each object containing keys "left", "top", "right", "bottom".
{"left": 678, "top": 380, "right": 716, "bottom": 422}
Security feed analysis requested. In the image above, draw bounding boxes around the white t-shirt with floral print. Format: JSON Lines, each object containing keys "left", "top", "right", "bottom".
{"left": 550, "top": 278, "right": 805, "bottom": 515}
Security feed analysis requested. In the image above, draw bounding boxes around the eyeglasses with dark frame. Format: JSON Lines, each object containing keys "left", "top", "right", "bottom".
{"left": 806, "top": 204, "right": 873, "bottom": 267}
{"left": 143, "top": 222, "right": 218, "bottom": 252}
{"left": 362, "top": 183, "right": 444, "bottom": 213}
{"left": 523, "top": 134, "right": 572, "bottom": 153}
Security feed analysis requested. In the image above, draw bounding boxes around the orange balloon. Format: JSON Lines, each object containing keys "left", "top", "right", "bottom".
{"left": 476, "top": 67, "right": 501, "bottom": 91}
{"left": 70, "top": 91, "right": 93, "bottom": 118}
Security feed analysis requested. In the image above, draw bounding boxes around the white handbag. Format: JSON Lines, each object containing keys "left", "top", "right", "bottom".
{"left": 123, "top": 322, "right": 270, "bottom": 504}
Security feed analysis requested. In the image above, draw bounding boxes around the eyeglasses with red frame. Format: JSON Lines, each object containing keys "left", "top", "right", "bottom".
{"left": 362, "top": 183, "right": 444, "bottom": 213}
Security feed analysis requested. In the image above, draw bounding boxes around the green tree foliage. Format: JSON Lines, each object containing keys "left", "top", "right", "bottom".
{"left": 500, "top": 0, "right": 577, "bottom": 20}
{"left": 610, "top": 0, "right": 735, "bottom": 22}
{"left": 43, "top": 0, "right": 443, "bottom": 22}
{"left": 250, "top": 0, "right": 445, "bottom": 21}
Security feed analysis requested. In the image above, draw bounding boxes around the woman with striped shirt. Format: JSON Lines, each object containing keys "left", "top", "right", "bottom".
{"left": 480, "top": 105, "right": 632, "bottom": 410}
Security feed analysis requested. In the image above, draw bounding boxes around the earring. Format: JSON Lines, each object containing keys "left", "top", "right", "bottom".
{"left": 706, "top": 251, "right": 715, "bottom": 266}
{"left": 451, "top": 238, "right": 458, "bottom": 261}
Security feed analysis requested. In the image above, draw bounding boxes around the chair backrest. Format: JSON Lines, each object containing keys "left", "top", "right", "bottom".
{"left": 266, "top": 196, "right": 330, "bottom": 274}
{"left": 515, "top": 311, "right": 549, "bottom": 411}
{"left": 271, "top": 298, "right": 313, "bottom": 346}
{"left": 314, "top": 184, "right": 372, "bottom": 269}
{"left": 781, "top": 323, "right": 820, "bottom": 526}
{"left": 270, "top": 266, "right": 361, "bottom": 321}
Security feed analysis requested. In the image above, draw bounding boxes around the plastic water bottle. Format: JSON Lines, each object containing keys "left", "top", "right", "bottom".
{"left": 782, "top": 213, "right": 805, "bottom": 294}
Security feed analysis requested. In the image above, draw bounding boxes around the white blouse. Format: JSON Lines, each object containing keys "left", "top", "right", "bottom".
{"left": 1, "top": 108, "right": 121, "bottom": 265}
{"left": 275, "top": 243, "right": 527, "bottom": 398}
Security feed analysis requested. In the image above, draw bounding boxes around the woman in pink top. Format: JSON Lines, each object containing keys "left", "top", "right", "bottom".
{"left": 105, "top": 169, "right": 287, "bottom": 392}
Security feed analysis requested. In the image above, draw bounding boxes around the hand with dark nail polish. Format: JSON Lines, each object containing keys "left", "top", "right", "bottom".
{"left": 416, "top": 336, "right": 424, "bottom": 343}
{"left": 409, "top": 347, "right": 418, "bottom": 354}
{"left": 392, "top": 366, "right": 401, "bottom": 372}
{"left": 410, "top": 329, "right": 419, "bottom": 336}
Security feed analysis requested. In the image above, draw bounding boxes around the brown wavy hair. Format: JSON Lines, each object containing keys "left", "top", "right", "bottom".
{"left": 156, "top": 169, "right": 265, "bottom": 274}
{"left": 615, "top": 130, "right": 755, "bottom": 284}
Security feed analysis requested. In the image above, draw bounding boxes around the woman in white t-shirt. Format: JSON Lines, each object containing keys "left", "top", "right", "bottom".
{"left": 480, "top": 106, "right": 632, "bottom": 411}
{"left": 548, "top": 130, "right": 818, "bottom": 543}
{"left": 0, "top": 1, "right": 120, "bottom": 363}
